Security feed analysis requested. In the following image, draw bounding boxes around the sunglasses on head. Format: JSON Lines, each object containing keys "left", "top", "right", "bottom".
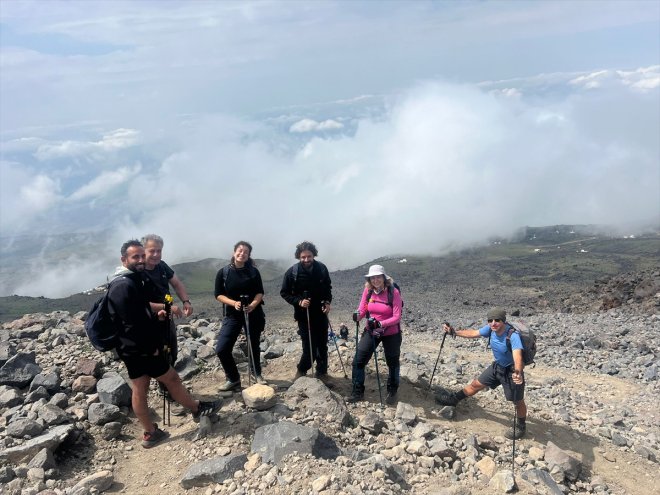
{"left": 487, "top": 318, "right": 502, "bottom": 323}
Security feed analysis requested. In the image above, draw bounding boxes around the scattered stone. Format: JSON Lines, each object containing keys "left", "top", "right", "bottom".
{"left": 488, "top": 469, "right": 516, "bottom": 492}
{"left": 70, "top": 470, "right": 114, "bottom": 495}
{"left": 359, "top": 411, "right": 387, "bottom": 434}
{"left": 88, "top": 402, "right": 121, "bottom": 426}
{"left": 395, "top": 401, "right": 417, "bottom": 425}
{"left": 545, "top": 441, "right": 582, "bottom": 482}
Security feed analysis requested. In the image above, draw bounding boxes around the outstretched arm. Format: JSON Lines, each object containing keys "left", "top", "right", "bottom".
{"left": 442, "top": 322, "right": 481, "bottom": 339}
{"left": 170, "top": 275, "right": 192, "bottom": 317}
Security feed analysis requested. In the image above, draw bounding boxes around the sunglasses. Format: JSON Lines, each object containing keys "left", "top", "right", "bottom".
{"left": 487, "top": 319, "right": 502, "bottom": 323}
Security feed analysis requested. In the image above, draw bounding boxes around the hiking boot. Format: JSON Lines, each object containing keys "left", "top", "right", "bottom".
{"left": 218, "top": 380, "right": 241, "bottom": 392}
{"left": 346, "top": 385, "right": 365, "bottom": 404}
{"left": 193, "top": 400, "right": 222, "bottom": 423}
{"left": 505, "top": 420, "right": 526, "bottom": 440}
{"left": 142, "top": 424, "right": 169, "bottom": 449}
{"left": 434, "top": 390, "right": 463, "bottom": 407}
{"left": 386, "top": 388, "right": 398, "bottom": 405}
{"left": 255, "top": 374, "right": 268, "bottom": 385}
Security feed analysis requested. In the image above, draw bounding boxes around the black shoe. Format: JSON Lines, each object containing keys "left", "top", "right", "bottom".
{"left": 142, "top": 424, "right": 169, "bottom": 448}
{"left": 505, "top": 421, "right": 526, "bottom": 440}
{"left": 434, "top": 390, "right": 461, "bottom": 407}
{"left": 193, "top": 400, "right": 222, "bottom": 423}
{"left": 386, "top": 389, "right": 398, "bottom": 405}
{"left": 346, "top": 386, "right": 365, "bottom": 404}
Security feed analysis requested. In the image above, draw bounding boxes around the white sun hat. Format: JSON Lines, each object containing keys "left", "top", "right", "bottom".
{"left": 364, "top": 264, "right": 387, "bottom": 278}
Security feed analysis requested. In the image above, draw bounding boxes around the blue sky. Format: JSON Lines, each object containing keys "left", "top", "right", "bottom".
{"left": 1, "top": 1, "right": 659, "bottom": 297}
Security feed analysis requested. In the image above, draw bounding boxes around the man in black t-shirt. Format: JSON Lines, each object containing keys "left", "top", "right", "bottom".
{"left": 142, "top": 234, "right": 193, "bottom": 366}
{"left": 281, "top": 241, "right": 332, "bottom": 379}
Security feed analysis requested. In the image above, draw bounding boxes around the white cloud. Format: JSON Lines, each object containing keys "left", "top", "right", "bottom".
{"left": 569, "top": 66, "right": 660, "bottom": 92}
{"left": 68, "top": 163, "right": 142, "bottom": 201}
{"left": 289, "top": 118, "right": 344, "bottom": 133}
{"left": 0, "top": 166, "right": 63, "bottom": 231}
{"left": 34, "top": 128, "right": 140, "bottom": 160}
{"left": 21, "top": 174, "right": 61, "bottom": 211}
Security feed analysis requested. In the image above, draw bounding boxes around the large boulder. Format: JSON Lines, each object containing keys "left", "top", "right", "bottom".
{"left": 0, "top": 424, "right": 75, "bottom": 463}
{"left": 180, "top": 454, "right": 247, "bottom": 488}
{"left": 251, "top": 421, "right": 340, "bottom": 465}
{"left": 97, "top": 374, "right": 131, "bottom": 407}
{"left": 282, "top": 377, "right": 350, "bottom": 426}
{"left": 0, "top": 352, "right": 42, "bottom": 388}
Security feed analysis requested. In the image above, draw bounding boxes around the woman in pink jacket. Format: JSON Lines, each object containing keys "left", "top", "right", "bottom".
{"left": 347, "top": 264, "right": 402, "bottom": 405}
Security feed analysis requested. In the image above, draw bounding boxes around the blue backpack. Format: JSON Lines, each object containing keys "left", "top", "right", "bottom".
{"left": 84, "top": 277, "right": 124, "bottom": 352}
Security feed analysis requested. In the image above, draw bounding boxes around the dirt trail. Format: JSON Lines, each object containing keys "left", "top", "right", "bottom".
{"left": 101, "top": 338, "right": 658, "bottom": 495}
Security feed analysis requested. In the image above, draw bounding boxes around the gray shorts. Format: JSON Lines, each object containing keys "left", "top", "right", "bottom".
{"left": 478, "top": 362, "right": 525, "bottom": 402}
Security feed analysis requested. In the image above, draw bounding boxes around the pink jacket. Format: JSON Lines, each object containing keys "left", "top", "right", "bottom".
{"left": 357, "top": 286, "right": 402, "bottom": 336}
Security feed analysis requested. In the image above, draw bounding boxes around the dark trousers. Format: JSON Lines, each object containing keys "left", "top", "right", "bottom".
{"left": 296, "top": 312, "right": 328, "bottom": 375}
{"left": 215, "top": 311, "right": 264, "bottom": 382}
{"left": 352, "top": 330, "right": 401, "bottom": 392}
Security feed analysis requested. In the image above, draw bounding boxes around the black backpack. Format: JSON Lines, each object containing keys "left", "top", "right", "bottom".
{"left": 84, "top": 277, "right": 125, "bottom": 352}
{"left": 291, "top": 261, "right": 331, "bottom": 288}
{"left": 487, "top": 321, "right": 537, "bottom": 365}
{"left": 366, "top": 283, "right": 403, "bottom": 308}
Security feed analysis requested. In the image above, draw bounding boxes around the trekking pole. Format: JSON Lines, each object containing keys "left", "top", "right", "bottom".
{"left": 303, "top": 291, "right": 315, "bottom": 373}
{"left": 511, "top": 404, "right": 518, "bottom": 489}
{"left": 162, "top": 294, "right": 174, "bottom": 426}
{"left": 370, "top": 330, "right": 384, "bottom": 409}
{"left": 428, "top": 322, "right": 454, "bottom": 392}
{"left": 241, "top": 295, "right": 259, "bottom": 385}
{"left": 327, "top": 319, "right": 348, "bottom": 378}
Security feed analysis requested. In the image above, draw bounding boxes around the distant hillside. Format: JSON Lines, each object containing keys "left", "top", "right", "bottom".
{"left": 0, "top": 228, "right": 657, "bottom": 323}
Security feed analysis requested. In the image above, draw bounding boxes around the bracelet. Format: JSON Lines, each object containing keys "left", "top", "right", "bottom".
{"left": 183, "top": 300, "right": 191, "bottom": 304}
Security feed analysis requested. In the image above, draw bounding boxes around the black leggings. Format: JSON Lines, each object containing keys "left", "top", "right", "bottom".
{"left": 215, "top": 310, "right": 264, "bottom": 382}
{"left": 352, "top": 330, "right": 401, "bottom": 391}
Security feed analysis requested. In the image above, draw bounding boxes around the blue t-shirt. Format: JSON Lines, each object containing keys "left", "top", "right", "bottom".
{"left": 479, "top": 323, "right": 523, "bottom": 367}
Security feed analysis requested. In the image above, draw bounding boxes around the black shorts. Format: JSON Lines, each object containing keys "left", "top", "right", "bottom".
{"left": 120, "top": 353, "right": 170, "bottom": 380}
{"left": 478, "top": 362, "right": 525, "bottom": 402}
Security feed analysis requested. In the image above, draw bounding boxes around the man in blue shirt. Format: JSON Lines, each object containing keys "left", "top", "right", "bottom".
{"left": 435, "top": 308, "right": 527, "bottom": 439}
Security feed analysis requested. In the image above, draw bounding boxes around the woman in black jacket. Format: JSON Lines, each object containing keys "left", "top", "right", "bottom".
{"left": 214, "top": 241, "right": 266, "bottom": 390}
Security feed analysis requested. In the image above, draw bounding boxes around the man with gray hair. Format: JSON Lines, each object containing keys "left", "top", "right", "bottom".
{"left": 141, "top": 234, "right": 193, "bottom": 365}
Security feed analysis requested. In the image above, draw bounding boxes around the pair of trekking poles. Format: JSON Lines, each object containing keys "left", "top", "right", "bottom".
{"left": 352, "top": 314, "right": 386, "bottom": 409}
{"left": 429, "top": 321, "right": 519, "bottom": 488}
{"left": 239, "top": 295, "right": 260, "bottom": 386}
{"left": 301, "top": 291, "right": 348, "bottom": 379}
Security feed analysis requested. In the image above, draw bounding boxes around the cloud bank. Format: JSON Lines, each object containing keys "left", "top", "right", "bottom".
{"left": 4, "top": 69, "right": 658, "bottom": 297}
